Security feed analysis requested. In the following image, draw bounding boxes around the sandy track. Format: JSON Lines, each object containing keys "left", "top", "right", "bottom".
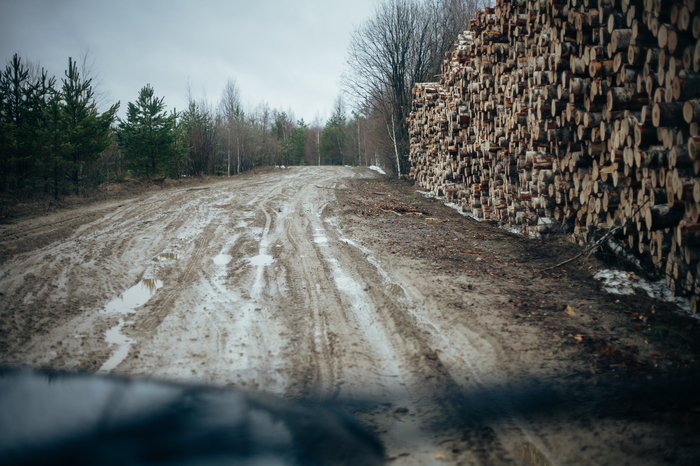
{"left": 2, "top": 167, "right": 698, "bottom": 465}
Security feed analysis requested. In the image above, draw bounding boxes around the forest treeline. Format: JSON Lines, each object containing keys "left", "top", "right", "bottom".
{"left": 0, "top": 54, "right": 375, "bottom": 198}
{"left": 1, "top": 0, "right": 482, "bottom": 198}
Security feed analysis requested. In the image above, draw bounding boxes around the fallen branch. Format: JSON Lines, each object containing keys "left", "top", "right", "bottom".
{"left": 380, "top": 209, "right": 402, "bottom": 216}
{"left": 541, "top": 200, "right": 650, "bottom": 272}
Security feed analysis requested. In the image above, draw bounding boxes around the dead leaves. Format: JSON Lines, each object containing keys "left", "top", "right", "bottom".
{"left": 565, "top": 306, "right": 585, "bottom": 342}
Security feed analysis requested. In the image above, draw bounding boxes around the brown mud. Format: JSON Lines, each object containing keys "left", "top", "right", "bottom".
{"left": 1, "top": 166, "right": 699, "bottom": 465}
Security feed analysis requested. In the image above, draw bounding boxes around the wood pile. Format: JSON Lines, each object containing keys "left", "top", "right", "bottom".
{"left": 407, "top": 0, "right": 700, "bottom": 311}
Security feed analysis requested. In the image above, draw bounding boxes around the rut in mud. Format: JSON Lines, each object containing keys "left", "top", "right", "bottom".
{"left": 2, "top": 166, "right": 700, "bottom": 465}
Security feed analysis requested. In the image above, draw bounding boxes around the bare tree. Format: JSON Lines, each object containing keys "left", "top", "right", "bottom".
{"left": 343, "top": 0, "right": 478, "bottom": 175}
{"left": 77, "top": 47, "right": 112, "bottom": 112}
{"left": 309, "top": 113, "right": 324, "bottom": 166}
{"left": 219, "top": 79, "right": 243, "bottom": 175}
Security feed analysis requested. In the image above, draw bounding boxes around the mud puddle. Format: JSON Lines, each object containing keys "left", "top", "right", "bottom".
{"left": 386, "top": 283, "right": 404, "bottom": 297}
{"left": 99, "top": 279, "right": 164, "bottom": 372}
{"left": 213, "top": 254, "right": 232, "bottom": 266}
{"left": 249, "top": 254, "right": 274, "bottom": 267}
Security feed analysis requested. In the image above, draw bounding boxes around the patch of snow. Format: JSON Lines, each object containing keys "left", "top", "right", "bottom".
{"left": 369, "top": 165, "right": 386, "bottom": 175}
{"left": 416, "top": 190, "right": 437, "bottom": 198}
{"left": 416, "top": 190, "right": 525, "bottom": 236}
{"left": 502, "top": 224, "right": 524, "bottom": 235}
{"left": 444, "top": 201, "right": 479, "bottom": 221}
{"left": 593, "top": 269, "right": 694, "bottom": 317}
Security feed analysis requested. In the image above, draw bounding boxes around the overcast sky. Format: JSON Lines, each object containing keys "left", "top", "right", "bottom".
{"left": 0, "top": 0, "right": 378, "bottom": 124}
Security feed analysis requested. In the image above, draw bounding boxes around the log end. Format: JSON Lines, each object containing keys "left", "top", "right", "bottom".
{"left": 652, "top": 102, "right": 661, "bottom": 127}
{"left": 685, "top": 100, "right": 697, "bottom": 124}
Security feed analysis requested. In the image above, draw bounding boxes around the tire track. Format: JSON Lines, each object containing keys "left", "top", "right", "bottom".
{"left": 140, "top": 220, "right": 220, "bottom": 333}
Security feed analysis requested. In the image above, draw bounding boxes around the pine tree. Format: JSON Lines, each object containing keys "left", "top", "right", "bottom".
{"left": 38, "top": 88, "right": 66, "bottom": 199}
{"left": 290, "top": 119, "right": 308, "bottom": 165}
{"left": 117, "top": 84, "right": 180, "bottom": 178}
{"left": 0, "top": 54, "right": 51, "bottom": 190}
{"left": 180, "top": 99, "right": 215, "bottom": 176}
{"left": 60, "top": 57, "right": 118, "bottom": 193}
{"left": 319, "top": 100, "right": 347, "bottom": 165}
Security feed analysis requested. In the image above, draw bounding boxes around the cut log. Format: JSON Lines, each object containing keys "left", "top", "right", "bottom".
{"left": 645, "top": 203, "right": 686, "bottom": 231}
{"left": 684, "top": 99, "right": 700, "bottom": 123}
{"left": 652, "top": 101, "right": 686, "bottom": 126}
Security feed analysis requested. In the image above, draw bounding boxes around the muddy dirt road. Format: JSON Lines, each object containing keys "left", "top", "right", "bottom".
{"left": 2, "top": 166, "right": 700, "bottom": 465}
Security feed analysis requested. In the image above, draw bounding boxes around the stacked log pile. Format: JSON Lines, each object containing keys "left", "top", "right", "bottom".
{"left": 407, "top": 0, "right": 700, "bottom": 310}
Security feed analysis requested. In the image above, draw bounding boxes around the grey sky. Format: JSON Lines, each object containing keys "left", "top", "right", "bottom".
{"left": 0, "top": 0, "right": 378, "bottom": 123}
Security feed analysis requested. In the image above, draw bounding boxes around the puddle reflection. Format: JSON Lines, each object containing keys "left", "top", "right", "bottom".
{"left": 104, "top": 279, "right": 164, "bottom": 315}
{"left": 99, "top": 279, "right": 163, "bottom": 373}
{"left": 386, "top": 284, "right": 404, "bottom": 297}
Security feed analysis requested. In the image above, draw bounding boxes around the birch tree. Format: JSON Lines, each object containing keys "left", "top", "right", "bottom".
{"left": 219, "top": 79, "right": 243, "bottom": 175}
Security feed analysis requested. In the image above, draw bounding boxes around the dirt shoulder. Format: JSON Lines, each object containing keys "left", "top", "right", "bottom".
{"left": 336, "top": 176, "right": 700, "bottom": 462}
{"left": 0, "top": 168, "right": 279, "bottom": 224}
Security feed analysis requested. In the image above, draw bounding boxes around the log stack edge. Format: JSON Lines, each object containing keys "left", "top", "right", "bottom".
{"left": 407, "top": 0, "right": 700, "bottom": 311}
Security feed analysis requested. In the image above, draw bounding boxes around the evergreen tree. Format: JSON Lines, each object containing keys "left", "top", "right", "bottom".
{"left": 181, "top": 98, "right": 216, "bottom": 176}
{"left": 289, "top": 119, "right": 307, "bottom": 165}
{"left": 319, "top": 100, "right": 346, "bottom": 165}
{"left": 0, "top": 54, "right": 53, "bottom": 190}
{"left": 117, "top": 84, "right": 180, "bottom": 178}
{"left": 0, "top": 80, "right": 15, "bottom": 192}
{"left": 60, "top": 57, "right": 118, "bottom": 192}
{"left": 37, "top": 87, "right": 66, "bottom": 199}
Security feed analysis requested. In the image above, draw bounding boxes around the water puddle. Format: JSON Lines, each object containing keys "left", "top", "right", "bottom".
{"left": 249, "top": 254, "right": 274, "bottom": 267}
{"left": 235, "top": 227, "right": 247, "bottom": 233}
{"left": 99, "top": 279, "right": 163, "bottom": 372}
{"left": 313, "top": 228, "right": 328, "bottom": 244}
{"left": 213, "top": 254, "right": 232, "bottom": 266}
{"left": 153, "top": 252, "right": 179, "bottom": 262}
{"left": 386, "top": 283, "right": 404, "bottom": 297}
{"left": 101, "top": 319, "right": 132, "bottom": 372}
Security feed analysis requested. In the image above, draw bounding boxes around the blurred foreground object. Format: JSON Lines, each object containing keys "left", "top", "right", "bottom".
{"left": 0, "top": 368, "right": 384, "bottom": 465}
